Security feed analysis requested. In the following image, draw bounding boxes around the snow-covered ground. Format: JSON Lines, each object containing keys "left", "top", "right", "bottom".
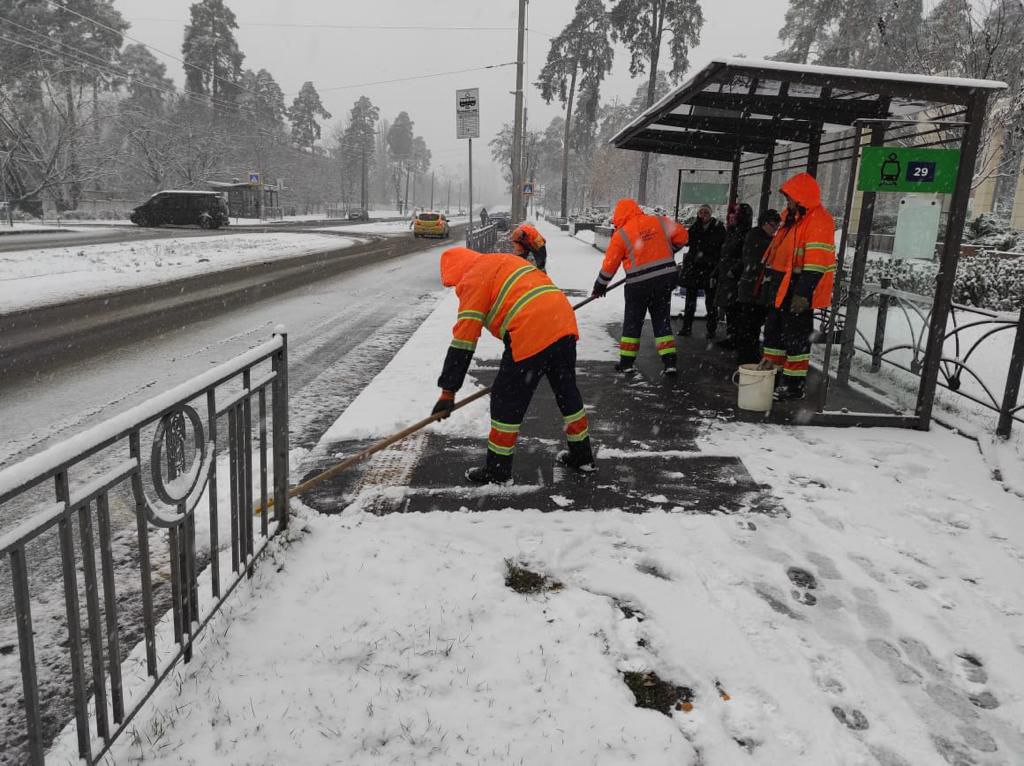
{"left": 0, "top": 232, "right": 358, "bottom": 312}
{"left": 58, "top": 221, "right": 1024, "bottom": 766}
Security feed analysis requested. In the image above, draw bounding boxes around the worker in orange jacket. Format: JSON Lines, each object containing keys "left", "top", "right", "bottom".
{"left": 432, "top": 247, "right": 596, "bottom": 484}
{"left": 592, "top": 198, "right": 688, "bottom": 375}
{"left": 759, "top": 172, "right": 836, "bottom": 401}
{"left": 510, "top": 222, "right": 548, "bottom": 271}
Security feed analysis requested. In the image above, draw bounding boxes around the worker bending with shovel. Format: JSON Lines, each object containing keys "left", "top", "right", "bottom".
{"left": 431, "top": 246, "right": 596, "bottom": 485}
{"left": 510, "top": 222, "right": 548, "bottom": 271}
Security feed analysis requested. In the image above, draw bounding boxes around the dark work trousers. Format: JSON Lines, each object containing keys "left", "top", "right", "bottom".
{"left": 487, "top": 334, "right": 593, "bottom": 479}
{"left": 762, "top": 289, "right": 814, "bottom": 390}
{"left": 734, "top": 302, "right": 767, "bottom": 366}
{"left": 619, "top": 273, "right": 677, "bottom": 370}
{"left": 681, "top": 271, "right": 718, "bottom": 336}
{"left": 533, "top": 245, "right": 548, "bottom": 271}
{"left": 723, "top": 305, "right": 739, "bottom": 341}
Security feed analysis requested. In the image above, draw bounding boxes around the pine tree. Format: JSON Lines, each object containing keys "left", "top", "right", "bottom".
{"left": 181, "top": 0, "right": 245, "bottom": 103}
{"left": 239, "top": 68, "right": 286, "bottom": 131}
{"left": 289, "top": 81, "right": 331, "bottom": 152}
{"left": 121, "top": 44, "right": 174, "bottom": 112}
{"left": 387, "top": 111, "right": 414, "bottom": 211}
{"left": 536, "top": 0, "right": 614, "bottom": 217}
{"left": 610, "top": 0, "right": 704, "bottom": 204}
{"left": 337, "top": 96, "right": 379, "bottom": 207}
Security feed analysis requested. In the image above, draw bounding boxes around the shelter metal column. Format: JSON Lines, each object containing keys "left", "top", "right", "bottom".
{"left": 806, "top": 124, "right": 823, "bottom": 177}
{"left": 915, "top": 92, "right": 988, "bottom": 429}
{"left": 837, "top": 122, "right": 886, "bottom": 387}
{"left": 729, "top": 149, "right": 742, "bottom": 207}
{"left": 759, "top": 146, "right": 775, "bottom": 215}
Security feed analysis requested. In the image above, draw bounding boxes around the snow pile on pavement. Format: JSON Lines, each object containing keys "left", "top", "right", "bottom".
{"left": 0, "top": 232, "right": 358, "bottom": 312}
{"left": 50, "top": 222, "right": 1024, "bottom": 765}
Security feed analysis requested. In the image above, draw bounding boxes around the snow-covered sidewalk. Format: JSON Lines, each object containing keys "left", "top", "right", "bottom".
{"left": 52, "top": 222, "right": 1024, "bottom": 765}
{"left": 0, "top": 232, "right": 359, "bottom": 312}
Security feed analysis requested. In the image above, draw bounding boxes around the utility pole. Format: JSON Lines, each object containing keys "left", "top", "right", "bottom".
{"left": 404, "top": 164, "right": 411, "bottom": 214}
{"left": 430, "top": 171, "right": 435, "bottom": 210}
{"left": 361, "top": 145, "right": 367, "bottom": 210}
{"left": 447, "top": 178, "right": 451, "bottom": 213}
{"left": 510, "top": 0, "right": 527, "bottom": 224}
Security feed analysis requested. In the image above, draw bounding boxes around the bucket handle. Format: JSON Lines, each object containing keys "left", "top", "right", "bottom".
{"left": 732, "top": 367, "right": 776, "bottom": 387}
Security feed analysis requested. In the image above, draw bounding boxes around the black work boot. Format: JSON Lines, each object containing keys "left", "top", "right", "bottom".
{"left": 661, "top": 353, "right": 678, "bottom": 376}
{"left": 772, "top": 383, "right": 806, "bottom": 402}
{"left": 465, "top": 466, "right": 513, "bottom": 485}
{"left": 557, "top": 440, "right": 597, "bottom": 475}
{"left": 677, "top": 323, "right": 692, "bottom": 337}
{"left": 614, "top": 359, "right": 635, "bottom": 373}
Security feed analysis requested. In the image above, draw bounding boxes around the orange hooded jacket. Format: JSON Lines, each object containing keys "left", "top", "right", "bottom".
{"left": 437, "top": 248, "right": 578, "bottom": 391}
{"left": 511, "top": 223, "right": 546, "bottom": 255}
{"left": 596, "top": 199, "right": 688, "bottom": 288}
{"left": 764, "top": 173, "right": 836, "bottom": 309}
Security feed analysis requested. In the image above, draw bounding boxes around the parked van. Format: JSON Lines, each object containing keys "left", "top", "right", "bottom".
{"left": 130, "top": 190, "right": 230, "bottom": 229}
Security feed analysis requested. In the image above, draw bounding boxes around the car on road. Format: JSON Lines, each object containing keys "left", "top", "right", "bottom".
{"left": 347, "top": 207, "right": 370, "bottom": 221}
{"left": 130, "top": 190, "right": 229, "bottom": 229}
{"left": 413, "top": 211, "right": 450, "bottom": 238}
{"left": 489, "top": 211, "right": 511, "bottom": 232}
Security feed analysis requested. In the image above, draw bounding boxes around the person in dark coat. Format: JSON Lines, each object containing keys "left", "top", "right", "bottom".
{"left": 733, "top": 209, "right": 781, "bottom": 366}
{"left": 714, "top": 203, "right": 754, "bottom": 350}
{"left": 678, "top": 204, "right": 727, "bottom": 339}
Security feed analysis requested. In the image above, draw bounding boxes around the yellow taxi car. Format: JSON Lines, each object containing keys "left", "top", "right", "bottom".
{"left": 413, "top": 211, "right": 450, "bottom": 238}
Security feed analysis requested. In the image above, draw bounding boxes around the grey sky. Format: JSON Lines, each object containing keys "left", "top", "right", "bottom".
{"left": 115, "top": 0, "right": 790, "bottom": 198}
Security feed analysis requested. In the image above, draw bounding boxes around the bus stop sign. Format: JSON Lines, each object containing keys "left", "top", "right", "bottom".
{"left": 858, "top": 147, "right": 960, "bottom": 194}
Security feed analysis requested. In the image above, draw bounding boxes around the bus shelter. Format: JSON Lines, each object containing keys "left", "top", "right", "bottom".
{"left": 611, "top": 58, "right": 1008, "bottom": 431}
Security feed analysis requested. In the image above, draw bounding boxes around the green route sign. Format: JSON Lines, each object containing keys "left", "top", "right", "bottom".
{"left": 679, "top": 182, "right": 730, "bottom": 205}
{"left": 858, "top": 147, "right": 961, "bottom": 194}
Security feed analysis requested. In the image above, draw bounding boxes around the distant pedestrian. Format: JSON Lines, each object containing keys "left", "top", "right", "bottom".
{"left": 591, "top": 198, "right": 688, "bottom": 376}
{"left": 733, "top": 209, "right": 781, "bottom": 365}
{"left": 759, "top": 173, "right": 836, "bottom": 401}
{"left": 480, "top": 207, "right": 489, "bottom": 228}
{"left": 678, "top": 204, "right": 726, "bottom": 339}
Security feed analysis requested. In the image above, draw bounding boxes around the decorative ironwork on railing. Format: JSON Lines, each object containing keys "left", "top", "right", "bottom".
{"left": 0, "top": 334, "right": 290, "bottom": 764}
{"left": 842, "top": 279, "right": 1024, "bottom": 437}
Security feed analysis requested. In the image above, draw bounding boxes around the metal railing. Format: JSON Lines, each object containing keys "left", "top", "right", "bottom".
{"left": 466, "top": 223, "right": 498, "bottom": 253}
{"left": 0, "top": 334, "right": 290, "bottom": 764}
{"left": 843, "top": 280, "right": 1024, "bottom": 436}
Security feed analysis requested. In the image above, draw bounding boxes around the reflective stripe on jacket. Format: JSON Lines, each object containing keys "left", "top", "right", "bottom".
{"left": 597, "top": 199, "right": 688, "bottom": 287}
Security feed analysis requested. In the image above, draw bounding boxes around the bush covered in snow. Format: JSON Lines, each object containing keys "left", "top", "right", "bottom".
{"left": 863, "top": 253, "right": 1024, "bottom": 312}
{"left": 966, "top": 213, "right": 1024, "bottom": 252}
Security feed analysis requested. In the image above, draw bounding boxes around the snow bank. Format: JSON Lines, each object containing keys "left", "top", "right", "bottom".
{"left": 0, "top": 233, "right": 358, "bottom": 312}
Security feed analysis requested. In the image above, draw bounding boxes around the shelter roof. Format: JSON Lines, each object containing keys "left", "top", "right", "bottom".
{"left": 611, "top": 58, "right": 1007, "bottom": 161}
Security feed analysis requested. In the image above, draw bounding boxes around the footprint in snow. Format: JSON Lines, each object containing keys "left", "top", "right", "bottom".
{"left": 831, "top": 705, "right": 869, "bottom": 730}
{"left": 787, "top": 566, "right": 817, "bottom": 606}
{"left": 805, "top": 551, "right": 841, "bottom": 580}
{"left": 866, "top": 638, "right": 922, "bottom": 685}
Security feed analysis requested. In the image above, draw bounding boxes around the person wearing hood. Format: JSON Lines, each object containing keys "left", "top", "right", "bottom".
{"left": 591, "top": 198, "right": 688, "bottom": 375}
{"left": 714, "top": 202, "right": 754, "bottom": 350}
{"left": 510, "top": 221, "right": 548, "bottom": 271}
{"left": 759, "top": 172, "right": 836, "bottom": 401}
{"left": 679, "top": 204, "right": 727, "bottom": 339}
{"left": 432, "top": 246, "right": 596, "bottom": 484}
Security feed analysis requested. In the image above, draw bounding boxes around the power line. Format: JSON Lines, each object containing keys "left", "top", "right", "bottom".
{"left": 132, "top": 17, "right": 520, "bottom": 32}
{"left": 318, "top": 62, "right": 516, "bottom": 93}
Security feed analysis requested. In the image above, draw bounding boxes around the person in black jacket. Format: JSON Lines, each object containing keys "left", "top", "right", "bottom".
{"left": 733, "top": 209, "right": 781, "bottom": 365}
{"left": 678, "top": 204, "right": 727, "bottom": 338}
{"left": 714, "top": 203, "right": 754, "bottom": 350}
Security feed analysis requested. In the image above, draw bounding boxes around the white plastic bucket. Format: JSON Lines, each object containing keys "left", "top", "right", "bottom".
{"left": 733, "top": 364, "right": 776, "bottom": 412}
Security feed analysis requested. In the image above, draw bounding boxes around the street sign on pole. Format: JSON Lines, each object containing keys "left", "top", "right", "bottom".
{"left": 249, "top": 173, "right": 260, "bottom": 184}
{"left": 522, "top": 182, "right": 534, "bottom": 195}
{"left": 456, "top": 88, "right": 480, "bottom": 140}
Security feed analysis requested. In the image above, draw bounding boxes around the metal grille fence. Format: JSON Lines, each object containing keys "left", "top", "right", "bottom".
{"left": 0, "top": 334, "right": 290, "bottom": 764}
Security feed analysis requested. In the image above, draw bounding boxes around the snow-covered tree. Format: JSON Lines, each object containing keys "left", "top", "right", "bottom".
{"left": 610, "top": 0, "right": 704, "bottom": 204}
{"left": 536, "top": 0, "right": 614, "bottom": 217}
{"left": 181, "top": 0, "right": 245, "bottom": 104}
{"left": 288, "top": 81, "right": 331, "bottom": 152}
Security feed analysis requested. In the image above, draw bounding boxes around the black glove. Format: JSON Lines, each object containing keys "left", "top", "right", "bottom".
{"left": 431, "top": 390, "right": 455, "bottom": 418}
{"left": 591, "top": 281, "right": 607, "bottom": 298}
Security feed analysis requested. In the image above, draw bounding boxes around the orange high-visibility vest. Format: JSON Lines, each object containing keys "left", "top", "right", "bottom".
{"left": 440, "top": 247, "right": 577, "bottom": 361}
{"left": 597, "top": 198, "right": 688, "bottom": 287}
